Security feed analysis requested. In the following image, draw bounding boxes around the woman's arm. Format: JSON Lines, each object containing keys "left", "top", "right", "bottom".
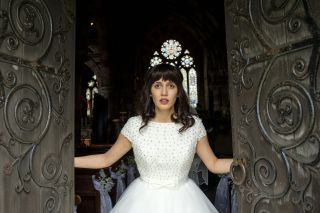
{"left": 74, "top": 133, "right": 132, "bottom": 169}
{"left": 196, "top": 135, "right": 233, "bottom": 174}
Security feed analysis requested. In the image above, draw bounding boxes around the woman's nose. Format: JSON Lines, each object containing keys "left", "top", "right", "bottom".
{"left": 161, "top": 87, "right": 168, "bottom": 95}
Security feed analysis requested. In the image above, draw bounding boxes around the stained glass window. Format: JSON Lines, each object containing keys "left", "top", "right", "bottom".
{"left": 181, "top": 50, "right": 193, "bottom": 68}
{"left": 149, "top": 39, "right": 198, "bottom": 108}
{"left": 150, "top": 51, "right": 163, "bottom": 67}
{"left": 86, "top": 75, "right": 99, "bottom": 117}
{"left": 180, "top": 68, "right": 188, "bottom": 93}
{"left": 161, "top": 39, "right": 182, "bottom": 60}
{"left": 189, "top": 68, "right": 198, "bottom": 108}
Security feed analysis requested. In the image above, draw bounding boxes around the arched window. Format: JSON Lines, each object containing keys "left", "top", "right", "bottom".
{"left": 149, "top": 39, "right": 198, "bottom": 108}
{"left": 85, "top": 75, "right": 98, "bottom": 117}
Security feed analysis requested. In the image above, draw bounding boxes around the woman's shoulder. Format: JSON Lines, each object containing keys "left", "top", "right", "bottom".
{"left": 190, "top": 115, "right": 206, "bottom": 129}
{"left": 125, "top": 115, "right": 142, "bottom": 124}
{"left": 191, "top": 114, "right": 202, "bottom": 123}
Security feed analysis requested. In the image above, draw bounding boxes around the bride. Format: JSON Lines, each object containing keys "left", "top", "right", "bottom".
{"left": 75, "top": 63, "right": 233, "bottom": 212}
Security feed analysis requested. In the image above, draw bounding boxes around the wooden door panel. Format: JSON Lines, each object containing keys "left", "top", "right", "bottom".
{"left": 224, "top": 0, "right": 320, "bottom": 212}
{"left": 0, "top": 0, "right": 75, "bottom": 212}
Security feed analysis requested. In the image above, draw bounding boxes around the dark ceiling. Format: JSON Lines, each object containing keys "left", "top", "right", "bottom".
{"left": 76, "top": 0, "right": 226, "bottom": 68}
{"left": 76, "top": 0, "right": 228, "bottom": 113}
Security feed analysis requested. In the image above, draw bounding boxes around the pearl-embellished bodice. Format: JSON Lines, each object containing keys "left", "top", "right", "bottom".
{"left": 120, "top": 116, "right": 206, "bottom": 187}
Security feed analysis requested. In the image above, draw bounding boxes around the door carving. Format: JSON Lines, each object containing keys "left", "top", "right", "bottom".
{"left": 224, "top": 0, "right": 320, "bottom": 212}
{"left": 0, "top": 0, "right": 75, "bottom": 212}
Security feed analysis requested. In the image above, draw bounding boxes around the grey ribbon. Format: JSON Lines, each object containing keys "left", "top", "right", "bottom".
{"left": 126, "top": 165, "right": 136, "bottom": 185}
{"left": 92, "top": 174, "right": 114, "bottom": 213}
{"left": 109, "top": 167, "right": 126, "bottom": 202}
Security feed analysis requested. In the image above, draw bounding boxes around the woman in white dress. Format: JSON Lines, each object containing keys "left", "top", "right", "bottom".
{"left": 75, "top": 63, "right": 233, "bottom": 213}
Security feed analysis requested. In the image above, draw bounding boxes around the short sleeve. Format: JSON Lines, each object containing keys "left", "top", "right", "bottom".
{"left": 196, "top": 117, "right": 207, "bottom": 141}
{"left": 120, "top": 117, "right": 136, "bottom": 142}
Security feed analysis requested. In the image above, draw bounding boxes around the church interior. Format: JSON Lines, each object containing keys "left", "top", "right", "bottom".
{"left": 74, "top": 0, "right": 233, "bottom": 212}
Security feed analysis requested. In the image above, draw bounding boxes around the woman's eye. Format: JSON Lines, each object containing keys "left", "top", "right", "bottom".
{"left": 169, "top": 84, "right": 176, "bottom": 89}
{"left": 154, "top": 84, "right": 161, "bottom": 88}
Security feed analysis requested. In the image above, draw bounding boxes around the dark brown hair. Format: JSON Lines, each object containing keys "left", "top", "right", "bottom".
{"left": 137, "top": 63, "right": 195, "bottom": 132}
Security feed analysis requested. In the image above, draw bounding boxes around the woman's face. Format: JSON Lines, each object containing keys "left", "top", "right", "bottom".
{"left": 150, "top": 78, "right": 178, "bottom": 114}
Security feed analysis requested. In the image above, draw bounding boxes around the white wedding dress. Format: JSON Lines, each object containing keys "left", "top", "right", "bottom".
{"left": 110, "top": 116, "right": 218, "bottom": 213}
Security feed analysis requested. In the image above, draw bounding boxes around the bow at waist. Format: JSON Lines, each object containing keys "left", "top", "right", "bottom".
{"left": 139, "top": 177, "right": 188, "bottom": 190}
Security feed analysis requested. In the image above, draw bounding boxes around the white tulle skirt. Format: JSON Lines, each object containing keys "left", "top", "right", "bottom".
{"left": 110, "top": 177, "right": 218, "bottom": 213}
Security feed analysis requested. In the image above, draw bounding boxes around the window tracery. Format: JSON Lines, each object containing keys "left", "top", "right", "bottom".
{"left": 150, "top": 39, "right": 198, "bottom": 108}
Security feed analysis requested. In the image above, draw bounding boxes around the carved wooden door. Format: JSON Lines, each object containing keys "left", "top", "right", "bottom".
{"left": 0, "top": 0, "right": 75, "bottom": 212}
{"left": 224, "top": 0, "right": 320, "bottom": 212}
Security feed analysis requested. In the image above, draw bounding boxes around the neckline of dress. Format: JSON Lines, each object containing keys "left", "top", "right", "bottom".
{"left": 149, "top": 120, "right": 175, "bottom": 125}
